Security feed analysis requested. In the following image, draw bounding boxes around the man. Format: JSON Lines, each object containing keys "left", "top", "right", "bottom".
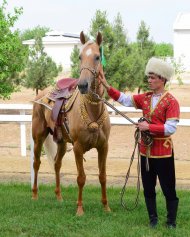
{"left": 99, "top": 57, "right": 180, "bottom": 228}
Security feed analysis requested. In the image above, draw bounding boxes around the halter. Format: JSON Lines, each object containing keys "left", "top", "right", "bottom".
{"left": 79, "top": 62, "right": 102, "bottom": 102}
{"left": 80, "top": 66, "right": 98, "bottom": 78}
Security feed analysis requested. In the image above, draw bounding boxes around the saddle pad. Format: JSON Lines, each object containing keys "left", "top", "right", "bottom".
{"left": 34, "top": 88, "right": 79, "bottom": 113}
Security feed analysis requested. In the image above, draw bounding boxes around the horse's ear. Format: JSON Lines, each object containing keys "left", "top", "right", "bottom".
{"left": 80, "top": 31, "right": 86, "bottom": 45}
{"left": 96, "top": 32, "right": 102, "bottom": 46}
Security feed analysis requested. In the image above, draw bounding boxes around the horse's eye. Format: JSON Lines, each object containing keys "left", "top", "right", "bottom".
{"left": 95, "top": 56, "right": 100, "bottom": 61}
{"left": 79, "top": 55, "right": 81, "bottom": 60}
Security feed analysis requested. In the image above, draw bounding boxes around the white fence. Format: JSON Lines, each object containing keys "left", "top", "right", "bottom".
{"left": 0, "top": 103, "right": 190, "bottom": 156}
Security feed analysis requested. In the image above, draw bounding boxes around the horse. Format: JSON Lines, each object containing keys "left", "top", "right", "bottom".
{"left": 31, "top": 31, "right": 111, "bottom": 215}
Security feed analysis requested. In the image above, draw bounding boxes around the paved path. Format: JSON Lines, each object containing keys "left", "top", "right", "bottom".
{"left": 0, "top": 155, "right": 190, "bottom": 189}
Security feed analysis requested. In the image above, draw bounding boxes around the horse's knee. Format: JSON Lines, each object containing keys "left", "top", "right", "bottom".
{"left": 33, "top": 160, "right": 41, "bottom": 171}
{"left": 99, "top": 174, "right": 106, "bottom": 185}
{"left": 77, "top": 175, "right": 86, "bottom": 187}
{"left": 54, "top": 161, "right": 62, "bottom": 172}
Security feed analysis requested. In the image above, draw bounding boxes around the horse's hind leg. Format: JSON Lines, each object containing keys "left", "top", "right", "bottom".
{"left": 54, "top": 141, "right": 67, "bottom": 201}
{"left": 98, "top": 144, "right": 111, "bottom": 212}
{"left": 32, "top": 107, "right": 48, "bottom": 200}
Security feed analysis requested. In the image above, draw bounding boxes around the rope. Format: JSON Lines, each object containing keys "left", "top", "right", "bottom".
{"left": 120, "top": 129, "right": 141, "bottom": 211}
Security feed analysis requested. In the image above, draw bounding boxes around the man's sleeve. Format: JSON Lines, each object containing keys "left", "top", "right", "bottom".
{"left": 107, "top": 87, "right": 121, "bottom": 101}
{"left": 132, "top": 94, "right": 145, "bottom": 110}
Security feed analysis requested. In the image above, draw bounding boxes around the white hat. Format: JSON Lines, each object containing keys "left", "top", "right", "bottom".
{"left": 145, "top": 57, "right": 174, "bottom": 81}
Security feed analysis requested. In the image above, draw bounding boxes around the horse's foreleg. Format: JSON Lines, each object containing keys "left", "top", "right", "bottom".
{"left": 74, "top": 144, "right": 86, "bottom": 216}
{"left": 98, "top": 144, "right": 111, "bottom": 212}
{"left": 54, "top": 142, "right": 66, "bottom": 201}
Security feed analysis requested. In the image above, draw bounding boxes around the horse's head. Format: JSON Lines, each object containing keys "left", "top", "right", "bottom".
{"left": 78, "top": 31, "right": 102, "bottom": 94}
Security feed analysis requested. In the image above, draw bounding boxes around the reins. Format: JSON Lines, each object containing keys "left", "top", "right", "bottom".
{"left": 92, "top": 92, "right": 153, "bottom": 211}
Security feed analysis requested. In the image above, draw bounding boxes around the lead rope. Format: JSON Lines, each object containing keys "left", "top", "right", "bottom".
{"left": 92, "top": 92, "right": 153, "bottom": 211}
{"left": 120, "top": 128, "right": 141, "bottom": 211}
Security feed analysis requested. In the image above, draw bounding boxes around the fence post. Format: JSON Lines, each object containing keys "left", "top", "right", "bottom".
{"left": 30, "top": 127, "right": 35, "bottom": 188}
{"left": 20, "top": 110, "right": 26, "bottom": 156}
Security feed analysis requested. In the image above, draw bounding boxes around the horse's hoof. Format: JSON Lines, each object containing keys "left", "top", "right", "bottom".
{"left": 76, "top": 206, "right": 84, "bottom": 216}
{"left": 32, "top": 194, "right": 38, "bottom": 200}
{"left": 104, "top": 205, "right": 111, "bottom": 212}
{"left": 56, "top": 195, "right": 63, "bottom": 202}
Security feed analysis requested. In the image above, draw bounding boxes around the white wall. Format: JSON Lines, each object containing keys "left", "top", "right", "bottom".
{"left": 174, "top": 29, "right": 190, "bottom": 71}
{"left": 44, "top": 44, "right": 78, "bottom": 70}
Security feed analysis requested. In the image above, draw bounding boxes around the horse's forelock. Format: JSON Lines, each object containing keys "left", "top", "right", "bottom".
{"left": 80, "top": 40, "right": 94, "bottom": 54}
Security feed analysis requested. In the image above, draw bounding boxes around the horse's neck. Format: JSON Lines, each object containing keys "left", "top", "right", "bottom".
{"left": 82, "top": 86, "right": 105, "bottom": 119}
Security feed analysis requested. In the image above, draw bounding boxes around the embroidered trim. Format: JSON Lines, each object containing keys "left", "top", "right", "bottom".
{"left": 140, "top": 152, "right": 172, "bottom": 158}
{"left": 80, "top": 94, "right": 108, "bottom": 130}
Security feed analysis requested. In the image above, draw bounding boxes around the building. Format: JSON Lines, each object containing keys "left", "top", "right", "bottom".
{"left": 173, "top": 12, "right": 190, "bottom": 72}
{"left": 23, "top": 31, "right": 81, "bottom": 71}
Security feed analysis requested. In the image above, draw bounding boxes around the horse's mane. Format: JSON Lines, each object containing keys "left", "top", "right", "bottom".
{"left": 80, "top": 40, "right": 94, "bottom": 53}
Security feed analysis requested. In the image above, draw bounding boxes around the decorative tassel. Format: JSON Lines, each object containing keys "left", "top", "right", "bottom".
{"left": 146, "top": 147, "right": 150, "bottom": 172}
{"left": 100, "top": 45, "right": 106, "bottom": 67}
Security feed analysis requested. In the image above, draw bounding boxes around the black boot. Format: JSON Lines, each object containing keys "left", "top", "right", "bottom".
{"left": 166, "top": 199, "right": 179, "bottom": 228}
{"left": 145, "top": 198, "right": 158, "bottom": 228}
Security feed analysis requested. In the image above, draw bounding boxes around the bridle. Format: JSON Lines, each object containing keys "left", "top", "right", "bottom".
{"left": 80, "top": 66, "right": 98, "bottom": 78}
{"left": 79, "top": 62, "right": 102, "bottom": 98}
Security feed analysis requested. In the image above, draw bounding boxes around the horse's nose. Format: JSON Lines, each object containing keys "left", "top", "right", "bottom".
{"left": 78, "top": 81, "right": 88, "bottom": 94}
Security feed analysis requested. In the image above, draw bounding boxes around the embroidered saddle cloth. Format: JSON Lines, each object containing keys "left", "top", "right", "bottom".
{"left": 34, "top": 78, "right": 79, "bottom": 143}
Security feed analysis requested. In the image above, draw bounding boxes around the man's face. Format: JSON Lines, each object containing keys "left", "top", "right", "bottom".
{"left": 147, "top": 73, "right": 165, "bottom": 91}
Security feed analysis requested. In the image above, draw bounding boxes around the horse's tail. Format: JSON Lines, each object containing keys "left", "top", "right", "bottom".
{"left": 44, "top": 134, "right": 57, "bottom": 170}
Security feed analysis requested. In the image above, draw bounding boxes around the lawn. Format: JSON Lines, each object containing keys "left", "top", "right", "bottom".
{"left": 0, "top": 184, "right": 189, "bottom": 237}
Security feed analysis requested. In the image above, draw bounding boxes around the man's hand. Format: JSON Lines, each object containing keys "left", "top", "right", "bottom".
{"left": 136, "top": 121, "right": 150, "bottom": 131}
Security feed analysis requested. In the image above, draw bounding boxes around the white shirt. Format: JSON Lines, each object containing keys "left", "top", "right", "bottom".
{"left": 117, "top": 92, "right": 178, "bottom": 136}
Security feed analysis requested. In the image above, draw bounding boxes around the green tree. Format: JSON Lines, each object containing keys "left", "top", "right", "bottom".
{"left": 70, "top": 46, "right": 80, "bottom": 78}
{"left": 24, "top": 37, "right": 62, "bottom": 95}
{"left": 19, "top": 26, "right": 51, "bottom": 77}
{"left": 70, "top": 12, "right": 159, "bottom": 94}
{"left": 155, "top": 43, "right": 173, "bottom": 57}
{"left": 0, "top": 0, "right": 26, "bottom": 98}
{"left": 135, "top": 21, "right": 155, "bottom": 92}
{"left": 89, "top": 10, "right": 129, "bottom": 92}
{"left": 20, "top": 25, "right": 50, "bottom": 41}
{"left": 125, "top": 45, "right": 146, "bottom": 91}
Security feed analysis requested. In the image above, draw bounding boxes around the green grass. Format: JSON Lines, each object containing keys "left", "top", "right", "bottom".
{"left": 0, "top": 184, "right": 189, "bottom": 237}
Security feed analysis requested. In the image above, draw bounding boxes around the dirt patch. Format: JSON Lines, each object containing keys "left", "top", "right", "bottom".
{"left": 0, "top": 84, "right": 190, "bottom": 188}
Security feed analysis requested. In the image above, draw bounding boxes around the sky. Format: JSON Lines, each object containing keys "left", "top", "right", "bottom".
{"left": 4, "top": 0, "right": 190, "bottom": 43}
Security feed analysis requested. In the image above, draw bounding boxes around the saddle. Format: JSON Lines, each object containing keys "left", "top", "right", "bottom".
{"left": 49, "top": 78, "right": 78, "bottom": 122}
{"left": 35, "top": 78, "right": 78, "bottom": 143}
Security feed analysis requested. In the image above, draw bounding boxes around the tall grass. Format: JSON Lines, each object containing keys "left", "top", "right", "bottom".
{"left": 0, "top": 184, "right": 189, "bottom": 237}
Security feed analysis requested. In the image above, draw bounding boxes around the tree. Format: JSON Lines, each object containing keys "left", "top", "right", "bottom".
{"left": 88, "top": 11, "right": 129, "bottom": 92}
{"left": 70, "top": 46, "right": 80, "bottom": 78}
{"left": 0, "top": 0, "right": 26, "bottom": 99}
{"left": 20, "top": 25, "right": 50, "bottom": 41}
{"left": 24, "top": 37, "right": 62, "bottom": 95}
{"left": 155, "top": 43, "right": 173, "bottom": 57}
{"left": 135, "top": 21, "right": 155, "bottom": 92}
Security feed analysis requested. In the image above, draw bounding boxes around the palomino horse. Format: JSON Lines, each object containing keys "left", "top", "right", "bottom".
{"left": 32, "top": 31, "right": 111, "bottom": 215}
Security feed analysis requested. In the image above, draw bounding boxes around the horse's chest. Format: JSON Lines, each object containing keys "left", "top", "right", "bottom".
{"left": 80, "top": 130, "right": 100, "bottom": 150}
{"left": 87, "top": 132, "right": 99, "bottom": 147}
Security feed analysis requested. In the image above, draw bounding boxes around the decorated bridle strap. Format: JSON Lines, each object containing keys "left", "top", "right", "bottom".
{"left": 80, "top": 66, "right": 98, "bottom": 78}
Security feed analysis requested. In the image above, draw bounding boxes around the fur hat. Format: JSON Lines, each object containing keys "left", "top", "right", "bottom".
{"left": 145, "top": 57, "right": 174, "bottom": 81}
